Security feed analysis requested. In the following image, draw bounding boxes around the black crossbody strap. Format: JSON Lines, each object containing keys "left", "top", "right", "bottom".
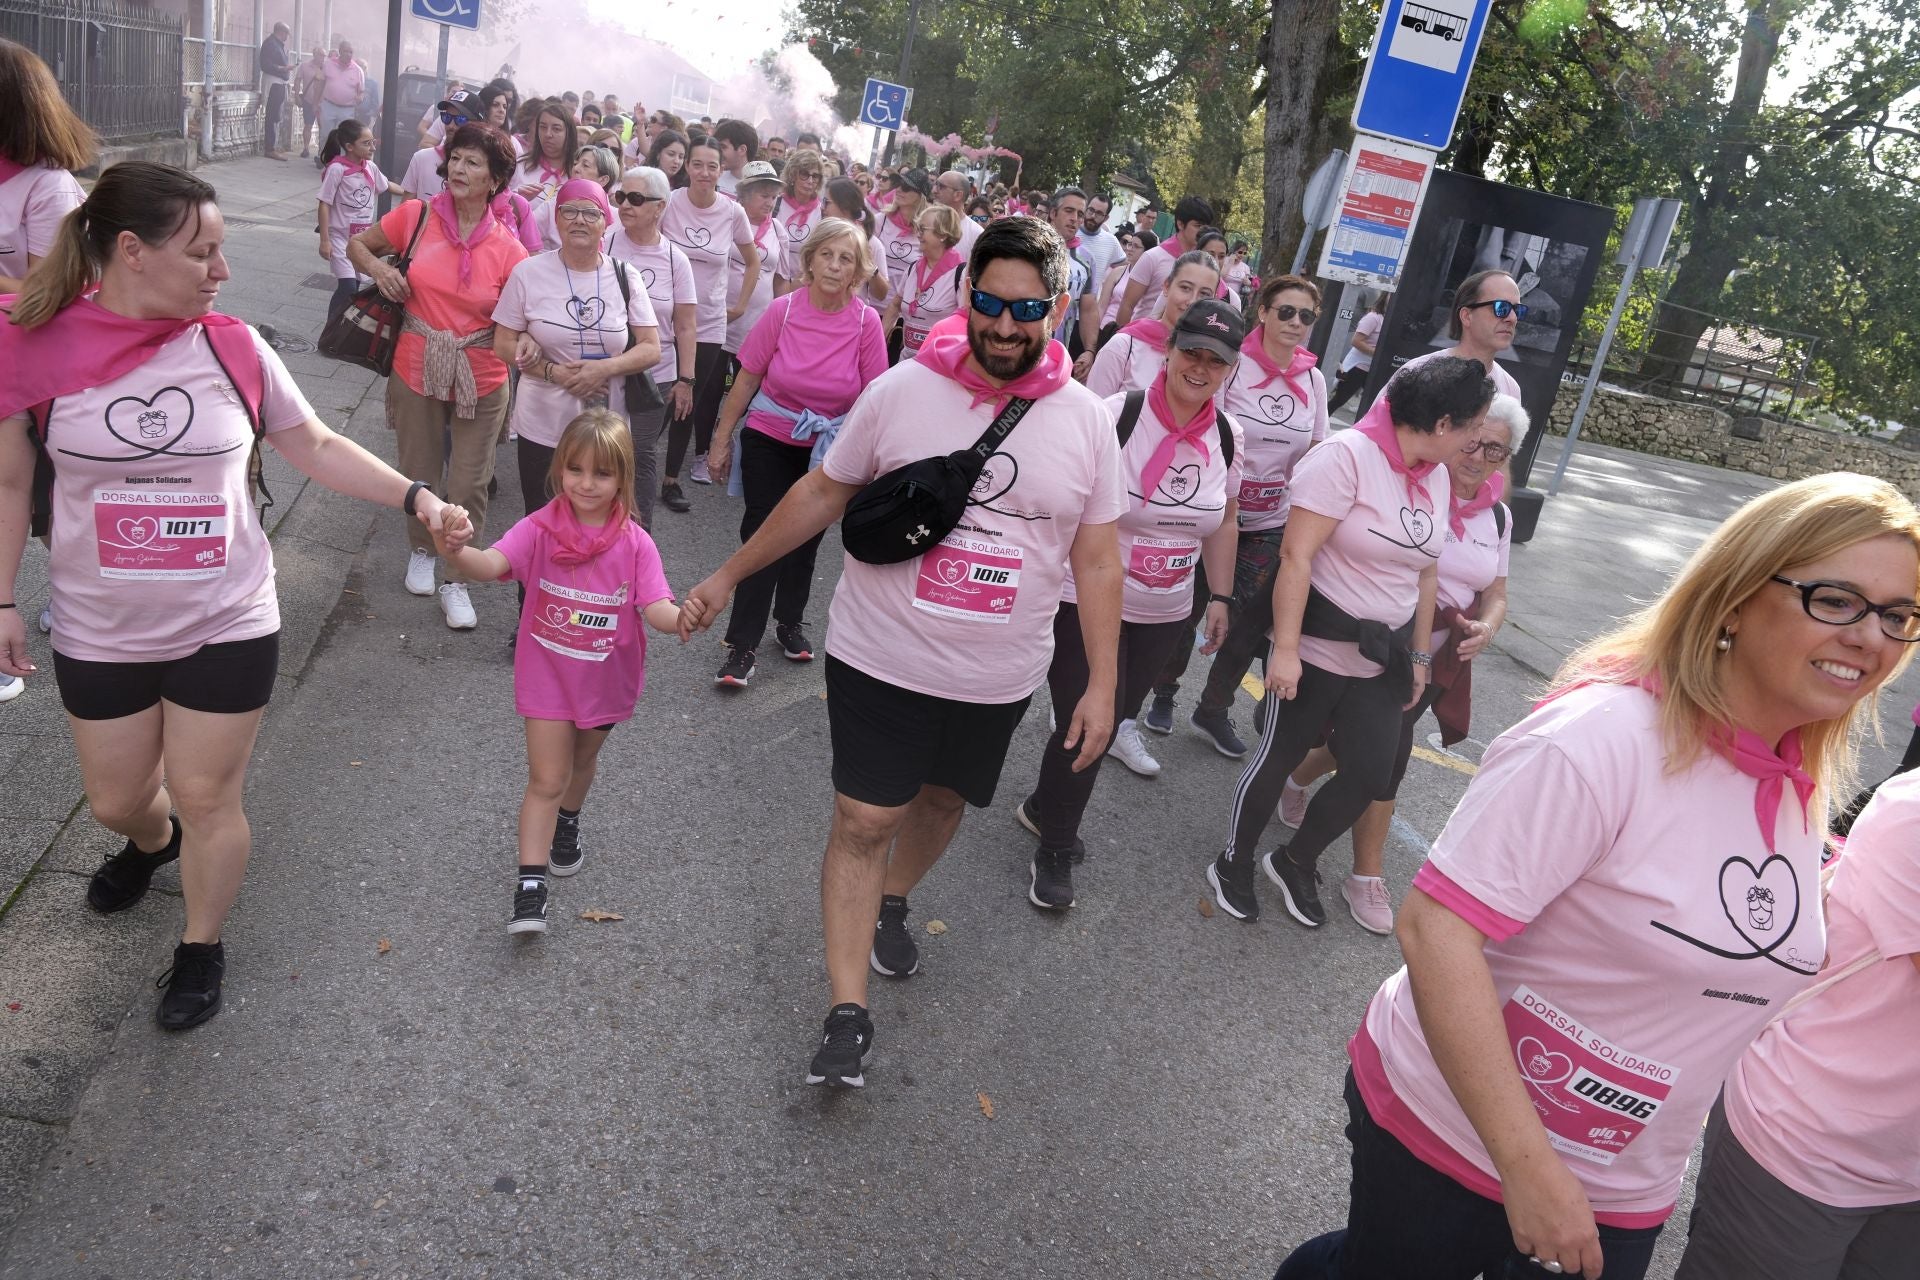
{"left": 609, "top": 257, "right": 634, "bottom": 355}
{"left": 962, "top": 396, "right": 1035, "bottom": 464}
{"left": 1114, "top": 388, "right": 1146, "bottom": 445}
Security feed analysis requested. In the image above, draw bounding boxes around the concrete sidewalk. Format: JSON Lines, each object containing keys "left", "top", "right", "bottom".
{"left": 3, "top": 162, "right": 1916, "bottom": 1277}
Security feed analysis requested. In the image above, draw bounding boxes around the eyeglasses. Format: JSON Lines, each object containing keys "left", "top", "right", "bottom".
{"left": 1459, "top": 438, "right": 1512, "bottom": 464}
{"left": 1266, "top": 304, "right": 1318, "bottom": 325}
{"left": 1464, "top": 299, "right": 1531, "bottom": 320}
{"left": 610, "top": 192, "right": 661, "bottom": 207}
{"left": 557, "top": 205, "right": 604, "bottom": 222}
{"left": 970, "top": 289, "right": 1051, "bottom": 323}
{"left": 440, "top": 111, "right": 470, "bottom": 127}
{"left": 1770, "top": 576, "right": 1920, "bottom": 642}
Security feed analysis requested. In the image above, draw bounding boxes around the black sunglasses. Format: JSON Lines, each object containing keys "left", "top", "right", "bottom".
{"left": 970, "top": 289, "right": 1050, "bottom": 323}
{"left": 1266, "top": 304, "right": 1318, "bottom": 325}
{"left": 610, "top": 192, "right": 663, "bottom": 207}
{"left": 1770, "top": 576, "right": 1920, "bottom": 642}
{"left": 1464, "top": 299, "right": 1530, "bottom": 320}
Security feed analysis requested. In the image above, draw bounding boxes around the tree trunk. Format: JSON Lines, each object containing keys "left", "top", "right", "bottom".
{"left": 1082, "top": 114, "right": 1113, "bottom": 193}
{"left": 1262, "top": 0, "right": 1348, "bottom": 271}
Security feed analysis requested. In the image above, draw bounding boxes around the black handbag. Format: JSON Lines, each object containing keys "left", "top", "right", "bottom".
{"left": 606, "top": 258, "right": 665, "bottom": 414}
{"left": 840, "top": 395, "right": 1034, "bottom": 565}
{"left": 318, "top": 202, "right": 429, "bottom": 377}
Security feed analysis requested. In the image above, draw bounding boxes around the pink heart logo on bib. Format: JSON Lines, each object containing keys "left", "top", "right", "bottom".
{"left": 116, "top": 516, "right": 160, "bottom": 547}
{"left": 543, "top": 603, "right": 573, "bottom": 627}
{"left": 1142, "top": 555, "right": 1167, "bottom": 575}
{"left": 936, "top": 558, "right": 966, "bottom": 585}
{"left": 1515, "top": 1036, "right": 1574, "bottom": 1086}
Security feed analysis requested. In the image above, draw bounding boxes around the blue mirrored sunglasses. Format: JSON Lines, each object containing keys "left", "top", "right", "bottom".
{"left": 1465, "top": 298, "right": 1531, "bottom": 320}
{"left": 970, "top": 289, "right": 1049, "bottom": 323}
{"left": 440, "top": 111, "right": 471, "bottom": 127}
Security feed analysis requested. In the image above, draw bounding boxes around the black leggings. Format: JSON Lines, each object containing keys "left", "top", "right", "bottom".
{"left": 1157, "top": 525, "right": 1285, "bottom": 714}
{"left": 662, "top": 341, "right": 729, "bottom": 477}
{"left": 1225, "top": 654, "right": 1406, "bottom": 870}
{"left": 1025, "top": 604, "right": 1188, "bottom": 850}
{"left": 327, "top": 278, "right": 358, "bottom": 329}
{"left": 724, "top": 429, "right": 823, "bottom": 652}
{"left": 1328, "top": 682, "right": 1443, "bottom": 802}
{"left": 1326, "top": 365, "right": 1371, "bottom": 415}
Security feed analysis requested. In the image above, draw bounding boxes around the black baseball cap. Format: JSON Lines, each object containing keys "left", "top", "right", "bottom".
{"left": 896, "top": 167, "right": 933, "bottom": 198}
{"left": 437, "top": 89, "right": 477, "bottom": 116}
{"left": 1172, "top": 298, "right": 1246, "bottom": 362}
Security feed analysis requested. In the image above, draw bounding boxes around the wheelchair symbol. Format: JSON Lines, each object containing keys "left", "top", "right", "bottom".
{"left": 862, "top": 82, "right": 902, "bottom": 128}
{"left": 415, "top": 0, "right": 472, "bottom": 19}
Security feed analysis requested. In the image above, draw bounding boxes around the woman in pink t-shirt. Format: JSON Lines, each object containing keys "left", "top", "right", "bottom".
{"left": 873, "top": 167, "right": 933, "bottom": 350}
{"left": 770, "top": 148, "right": 825, "bottom": 294}
{"left": 1207, "top": 356, "right": 1493, "bottom": 928}
{"left": 1085, "top": 250, "right": 1220, "bottom": 398}
{"left": 0, "top": 163, "right": 464, "bottom": 1031}
{"left": 433, "top": 410, "right": 679, "bottom": 937}
{"left": 605, "top": 165, "right": 698, "bottom": 527}
{"left": 1284, "top": 392, "right": 1526, "bottom": 935}
{"left": 1274, "top": 473, "right": 1920, "bottom": 1280}
{"left": 1095, "top": 230, "right": 1143, "bottom": 336}
{"left": 701, "top": 219, "right": 888, "bottom": 687}
{"left": 511, "top": 101, "right": 577, "bottom": 251}
{"left": 886, "top": 204, "right": 965, "bottom": 361}
{"left": 349, "top": 122, "right": 528, "bottom": 633}
{"left": 314, "top": 119, "right": 403, "bottom": 330}
{"left": 1677, "top": 773, "right": 1920, "bottom": 1280}
{"left": 823, "top": 177, "right": 890, "bottom": 306}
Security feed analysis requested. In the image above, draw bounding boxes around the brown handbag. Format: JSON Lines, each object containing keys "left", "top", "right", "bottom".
{"left": 318, "top": 202, "right": 430, "bottom": 377}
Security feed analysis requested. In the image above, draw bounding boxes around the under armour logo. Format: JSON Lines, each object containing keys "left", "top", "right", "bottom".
{"left": 906, "top": 524, "right": 930, "bottom": 545}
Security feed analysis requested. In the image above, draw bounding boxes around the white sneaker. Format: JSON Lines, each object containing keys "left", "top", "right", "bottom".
{"left": 1342, "top": 875, "right": 1395, "bottom": 935}
{"left": 1108, "top": 719, "right": 1161, "bottom": 777}
{"left": 37, "top": 606, "right": 51, "bottom": 634}
{"left": 404, "top": 547, "right": 438, "bottom": 596}
{"left": 0, "top": 674, "right": 22, "bottom": 703}
{"left": 438, "top": 582, "right": 477, "bottom": 629}
{"left": 1280, "top": 778, "right": 1310, "bottom": 828}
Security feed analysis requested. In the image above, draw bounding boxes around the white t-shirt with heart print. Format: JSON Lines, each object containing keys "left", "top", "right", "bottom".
{"left": 491, "top": 251, "right": 658, "bottom": 445}
{"left": 1286, "top": 426, "right": 1446, "bottom": 678}
{"left": 1216, "top": 358, "right": 1328, "bottom": 533}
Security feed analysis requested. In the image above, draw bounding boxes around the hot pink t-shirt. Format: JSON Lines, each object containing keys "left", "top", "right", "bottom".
{"left": 1217, "top": 359, "right": 1327, "bottom": 532}
{"left": 492, "top": 512, "right": 674, "bottom": 727}
{"left": 659, "top": 189, "right": 752, "bottom": 343}
{"left": 1357, "top": 683, "right": 1824, "bottom": 1225}
{"left": 873, "top": 211, "right": 922, "bottom": 302}
{"left": 1724, "top": 774, "right": 1920, "bottom": 1208}
{"left": 376, "top": 201, "right": 525, "bottom": 399}
{"left": 1287, "top": 428, "right": 1446, "bottom": 677}
{"left": 1122, "top": 242, "right": 1179, "bottom": 321}
{"left": 724, "top": 217, "right": 780, "bottom": 354}
{"left": 1432, "top": 501, "right": 1510, "bottom": 650}
{"left": 822, "top": 361, "right": 1127, "bottom": 704}
{"left": 34, "top": 325, "right": 312, "bottom": 663}
{"left": 317, "top": 161, "right": 388, "bottom": 279}
{"left": 737, "top": 290, "right": 888, "bottom": 445}
{"left": 0, "top": 164, "right": 84, "bottom": 267}
{"left": 604, "top": 231, "right": 697, "bottom": 386}
{"left": 1085, "top": 331, "right": 1164, "bottom": 398}
{"left": 1062, "top": 392, "right": 1243, "bottom": 623}
{"left": 491, "top": 251, "right": 657, "bottom": 445}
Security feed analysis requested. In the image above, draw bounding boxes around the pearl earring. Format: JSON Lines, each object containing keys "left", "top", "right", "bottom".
{"left": 1716, "top": 631, "right": 1733, "bottom": 652}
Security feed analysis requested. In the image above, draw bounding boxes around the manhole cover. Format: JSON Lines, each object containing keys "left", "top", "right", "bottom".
{"left": 300, "top": 272, "right": 335, "bottom": 290}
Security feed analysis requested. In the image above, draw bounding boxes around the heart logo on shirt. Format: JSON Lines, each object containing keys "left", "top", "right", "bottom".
{"left": 101, "top": 386, "right": 197, "bottom": 457}
{"left": 1515, "top": 1037, "right": 1574, "bottom": 1087}
{"left": 888, "top": 239, "right": 912, "bottom": 259}
{"left": 639, "top": 267, "right": 657, "bottom": 290}
{"left": 1256, "top": 392, "right": 1296, "bottom": 425}
{"left": 1719, "top": 854, "right": 1799, "bottom": 948}
{"left": 116, "top": 516, "right": 161, "bottom": 547}
{"left": 1400, "top": 506, "right": 1434, "bottom": 547}
{"left": 1141, "top": 554, "right": 1167, "bottom": 575}
{"left": 566, "top": 295, "right": 606, "bottom": 328}
{"left": 681, "top": 225, "right": 712, "bottom": 249}
{"left": 542, "top": 603, "right": 573, "bottom": 627}
{"left": 970, "top": 452, "right": 1019, "bottom": 506}
{"left": 935, "top": 558, "right": 967, "bottom": 585}
{"left": 1159, "top": 465, "right": 1199, "bottom": 501}
{"left": 341, "top": 182, "right": 373, "bottom": 210}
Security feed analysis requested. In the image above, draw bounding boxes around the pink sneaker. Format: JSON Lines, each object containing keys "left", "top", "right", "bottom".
{"left": 1279, "top": 779, "right": 1309, "bottom": 828}
{"left": 1342, "top": 875, "right": 1394, "bottom": 935}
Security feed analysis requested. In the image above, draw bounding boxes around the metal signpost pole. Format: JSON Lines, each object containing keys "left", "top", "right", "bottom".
{"left": 879, "top": 0, "right": 921, "bottom": 168}
{"left": 435, "top": 23, "right": 450, "bottom": 83}
{"left": 379, "top": 0, "right": 402, "bottom": 217}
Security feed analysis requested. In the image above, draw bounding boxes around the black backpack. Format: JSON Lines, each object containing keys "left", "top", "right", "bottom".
{"left": 1113, "top": 388, "right": 1236, "bottom": 468}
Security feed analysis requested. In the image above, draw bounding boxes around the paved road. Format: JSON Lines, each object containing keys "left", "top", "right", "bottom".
{"left": 2, "top": 158, "right": 1913, "bottom": 1279}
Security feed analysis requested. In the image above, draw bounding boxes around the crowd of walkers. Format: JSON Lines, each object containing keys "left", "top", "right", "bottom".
{"left": 3, "top": 39, "right": 1918, "bottom": 1280}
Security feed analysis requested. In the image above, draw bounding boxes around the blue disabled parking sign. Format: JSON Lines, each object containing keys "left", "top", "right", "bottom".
{"left": 410, "top": 0, "right": 481, "bottom": 32}
{"left": 861, "top": 78, "right": 910, "bottom": 131}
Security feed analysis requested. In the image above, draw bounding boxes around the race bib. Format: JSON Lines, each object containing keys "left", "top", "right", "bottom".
{"left": 1238, "top": 479, "right": 1288, "bottom": 515}
{"left": 529, "top": 578, "right": 625, "bottom": 661}
{"left": 901, "top": 320, "right": 932, "bottom": 357}
{"left": 1503, "top": 986, "right": 1678, "bottom": 1166}
{"left": 93, "top": 490, "right": 228, "bottom": 580}
{"left": 912, "top": 533, "right": 1021, "bottom": 624}
{"left": 1127, "top": 535, "right": 1199, "bottom": 594}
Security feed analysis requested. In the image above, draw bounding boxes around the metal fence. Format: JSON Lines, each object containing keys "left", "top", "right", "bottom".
{"left": 0, "top": 0, "right": 184, "bottom": 143}
{"left": 1568, "top": 301, "right": 1821, "bottom": 420}
{"left": 182, "top": 35, "right": 259, "bottom": 91}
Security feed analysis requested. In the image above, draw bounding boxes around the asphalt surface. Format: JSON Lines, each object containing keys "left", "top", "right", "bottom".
{"left": 4, "top": 158, "right": 1917, "bottom": 1280}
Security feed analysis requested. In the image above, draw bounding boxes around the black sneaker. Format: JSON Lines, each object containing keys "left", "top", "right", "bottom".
{"left": 1263, "top": 846, "right": 1326, "bottom": 927}
{"left": 1014, "top": 796, "right": 1085, "bottom": 864}
{"left": 715, "top": 646, "right": 756, "bottom": 687}
{"left": 869, "top": 894, "right": 919, "bottom": 977}
{"left": 1189, "top": 707, "right": 1249, "bottom": 758}
{"left": 660, "top": 481, "right": 691, "bottom": 513}
{"left": 549, "top": 816, "right": 584, "bottom": 877}
{"left": 87, "top": 816, "right": 183, "bottom": 914}
{"left": 805, "top": 1003, "right": 874, "bottom": 1088}
{"left": 776, "top": 622, "right": 813, "bottom": 662}
{"left": 1142, "top": 691, "right": 1176, "bottom": 735}
{"left": 508, "top": 880, "right": 549, "bottom": 935}
{"left": 1029, "top": 846, "right": 1075, "bottom": 910}
{"left": 1207, "top": 854, "right": 1260, "bottom": 921}
{"left": 155, "top": 940, "right": 225, "bottom": 1031}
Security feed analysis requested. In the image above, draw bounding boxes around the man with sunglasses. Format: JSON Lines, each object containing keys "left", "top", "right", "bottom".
{"left": 931, "top": 169, "right": 982, "bottom": 256}
{"left": 1395, "top": 268, "right": 1525, "bottom": 404}
{"left": 676, "top": 218, "right": 1125, "bottom": 1090}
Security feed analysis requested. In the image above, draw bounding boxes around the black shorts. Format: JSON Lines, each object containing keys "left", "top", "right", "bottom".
{"left": 825, "top": 655, "right": 1032, "bottom": 809}
{"left": 53, "top": 631, "right": 281, "bottom": 722}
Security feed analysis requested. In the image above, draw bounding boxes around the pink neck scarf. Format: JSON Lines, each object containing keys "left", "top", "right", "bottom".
{"left": 533, "top": 158, "right": 565, "bottom": 189}
{"left": 528, "top": 493, "right": 631, "bottom": 567}
{"left": 1064, "top": 233, "right": 1082, "bottom": 250}
{"left": 1240, "top": 330, "right": 1317, "bottom": 397}
{"left": 0, "top": 294, "right": 243, "bottom": 420}
{"left": 327, "top": 154, "right": 372, "bottom": 185}
{"left": 1159, "top": 237, "right": 1182, "bottom": 259}
{"left": 887, "top": 207, "right": 915, "bottom": 236}
{"left": 1353, "top": 393, "right": 1438, "bottom": 510}
{"left": 1119, "top": 315, "right": 1170, "bottom": 354}
{"left": 1140, "top": 368, "right": 1216, "bottom": 498}
{"left": 429, "top": 191, "right": 497, "bottom": 287}
{"left": 1450, "top": 472, "right": 1505, "bottom": 538}
{"left": 780, "top": 195, "right": 820, "bottom": 235}
{"left": 914, "top": 312, "right": 1072, "bottom": 412}
{"left": 0, "top": 157, "right": 26, "bottom": 185}
{"left": 909, "top": 248, "right": 963, "bottom": 315}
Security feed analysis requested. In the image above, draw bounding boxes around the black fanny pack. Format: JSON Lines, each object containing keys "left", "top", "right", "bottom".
{"left": 840, "top": 395, "right": 1034, "bottom": 565}
{"left": 1300, "top": 586, "right": 1417, "bottom": 702}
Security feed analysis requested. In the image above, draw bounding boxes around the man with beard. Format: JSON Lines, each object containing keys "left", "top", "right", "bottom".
{"left": 678, "top": 218, "right": 1125, "bottom": 1089}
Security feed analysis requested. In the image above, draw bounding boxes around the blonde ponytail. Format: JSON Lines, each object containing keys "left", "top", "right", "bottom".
{"left": 8, "top": 203, "right": 97, "bottom": 330}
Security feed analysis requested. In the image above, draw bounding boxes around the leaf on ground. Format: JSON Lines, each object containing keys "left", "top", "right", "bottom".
{"left": 925, "top": 920, "right": 948, "bottom": 935}
{"left": 1198, "top": 897, "right": 1215, "bottom": 918}
{"left": 579, "top": 908, "right": 624, "bottom": 922}
{"left": 6, "top": 1002, "right": 20, "bottom": 1012}
{"left": 976, "top": 1091, "right": 994, "bottom": 1119}
{"left": 371, "top": 1197, "right": 387, "bottom": 1211}
{"left": 375, "top": 938, "right": 391, "bottom": 955}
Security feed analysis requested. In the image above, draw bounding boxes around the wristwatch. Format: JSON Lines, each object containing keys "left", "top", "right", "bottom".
{"left": 403, "top": 480, "right": 428, "bottom": 516}
{"left": 1409, "top": 650, "right": 1433, "bottom": 667}
{"left": 675, "top": 375, "right": 695, "bottom": 387}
